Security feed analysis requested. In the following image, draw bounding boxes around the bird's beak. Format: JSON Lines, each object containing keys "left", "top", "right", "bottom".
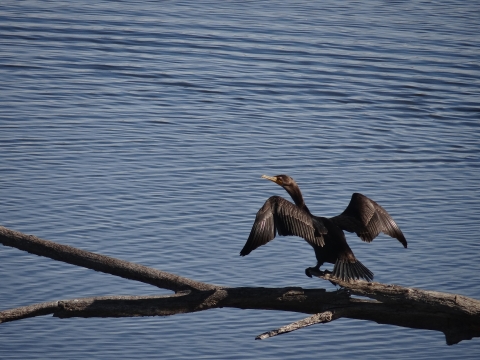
{"left": 261, "top": 175, "right": 282, "bottom": 185}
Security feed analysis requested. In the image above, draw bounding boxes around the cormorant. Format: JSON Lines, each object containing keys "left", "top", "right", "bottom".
{"left": 240, "top": 174, "right": 407, "bottom": 282}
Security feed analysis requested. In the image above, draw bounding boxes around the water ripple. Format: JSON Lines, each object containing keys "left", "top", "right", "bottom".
{"left": 1, "top": 0, "right": 480, "bottom": 359}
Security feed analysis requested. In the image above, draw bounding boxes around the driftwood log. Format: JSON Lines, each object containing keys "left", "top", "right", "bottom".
{"left": 1, "top": 226, "right": 479, "bottom": 345}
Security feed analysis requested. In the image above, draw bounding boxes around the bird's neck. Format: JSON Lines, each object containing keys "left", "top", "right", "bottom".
{"left": 285, "top": 186, "right": 312, "bottom": 214}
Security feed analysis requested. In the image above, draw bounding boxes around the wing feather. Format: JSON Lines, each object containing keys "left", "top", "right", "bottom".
{"left": 330, "top": 193, "right": 407, "bottom": 248}
{"left": 240, "top": 196, "right": 325, "bottom": 256}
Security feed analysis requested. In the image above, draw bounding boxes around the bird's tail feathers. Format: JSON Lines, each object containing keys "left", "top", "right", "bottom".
{"left": 332, "top": 259, "right": 374, "bottom": 282}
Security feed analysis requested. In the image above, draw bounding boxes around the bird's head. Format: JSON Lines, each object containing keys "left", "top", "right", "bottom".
{"left": 261, "top": 174, "right": 308, "bottom": 211}
{"left": 261, "top": 174, "right": 296, "bottom": 189}
{"left": 262, "top": 174, "right": 306, "bottom": 209}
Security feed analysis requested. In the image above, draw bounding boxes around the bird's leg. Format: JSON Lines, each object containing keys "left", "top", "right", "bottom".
{"left": 305, "top": 263, "right": 323, "bottom": 278}
{"left": 305, "top": 265, "right": 335, "bottom": 286}
{"left": 305, "top": 267, "right": 314, "bottom": 278}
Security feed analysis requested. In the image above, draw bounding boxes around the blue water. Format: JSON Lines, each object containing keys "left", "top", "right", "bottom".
{"left": 1, "top": 1, "right": 479, "bottom": 358}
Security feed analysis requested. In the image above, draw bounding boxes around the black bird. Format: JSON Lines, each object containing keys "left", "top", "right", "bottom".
{"left": 240, "top": 175, "right": 407, "bottom": 282}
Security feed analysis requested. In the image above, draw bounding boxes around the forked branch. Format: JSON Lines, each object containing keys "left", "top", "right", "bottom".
{"left": 1, "top": 226, "right": 479, "bottom": 345}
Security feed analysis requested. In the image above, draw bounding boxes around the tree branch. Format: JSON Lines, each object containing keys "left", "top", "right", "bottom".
{"left": 0, "top": 226, "right": 215, "bottom": 292}
{"left": 0, "top": 300, "right": 60, "bottom": 324}
{"left": 317, "top": 269, "right": 480, "bottom": 317}
{"left": 256, "top": 310, "right": 341, "bottom": 339}
{"left": 1, "top": 225, "right": 480, "bottom": 345}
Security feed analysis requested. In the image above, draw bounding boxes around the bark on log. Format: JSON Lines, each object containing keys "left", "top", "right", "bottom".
{"left": 1, "top": 226, "right": 480, "bottom": 345}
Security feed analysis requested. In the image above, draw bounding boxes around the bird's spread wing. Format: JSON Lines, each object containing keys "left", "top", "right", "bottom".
{"left": 240, "top": 196, "right": 326, "bottom": 256}
{"left": 330, "top": 193, "right": 407, "bottom": 248}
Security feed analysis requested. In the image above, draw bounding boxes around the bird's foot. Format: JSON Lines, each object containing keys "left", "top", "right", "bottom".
{"left": 305, "top": 268, "right": 337, "bottom": 285}
{"left": 305, "top": 267, "right": 328, "bottom": 278}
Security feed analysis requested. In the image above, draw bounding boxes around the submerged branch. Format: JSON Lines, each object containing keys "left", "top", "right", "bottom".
{"left": 1, "top": 225, "right": 480, "bottom": 345}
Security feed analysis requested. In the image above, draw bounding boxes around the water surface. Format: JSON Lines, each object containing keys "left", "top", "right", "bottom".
{"left": 1, "top": 1, "right": 479, "bottom": 359}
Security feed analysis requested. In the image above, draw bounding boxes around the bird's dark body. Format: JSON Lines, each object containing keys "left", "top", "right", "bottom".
{"left": 311, "top": 216, "right": 350, "bottom": 265}
{"left": 240, "top": 174, "right": 407, "bottom": 282}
